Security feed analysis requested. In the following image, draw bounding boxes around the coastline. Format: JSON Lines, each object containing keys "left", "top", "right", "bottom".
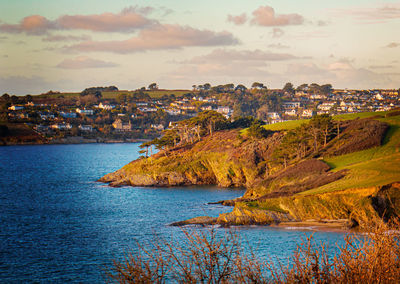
{"left": 0, "top": 136, "right": 150, "bottom": 146}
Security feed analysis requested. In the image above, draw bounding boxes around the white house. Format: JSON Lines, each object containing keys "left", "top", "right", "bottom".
{"left": 282, "top": 102, "right": 301, "bottom": 109}
{"left": 98, "top": 102, "right": 115, "bottom": 110}
{"left": 284, "top": 109, "right": 297, "bottom": 116}
{"left": 51, "top": 123, "right": 72, "bottom": 130}
{"left": 151, "top": 124, "right": 165, "bottom": 131}
{"left": 60, "top": 112, "right": 77, "bottom": 118}
{"left": 267, "top": 112, "right": 280, "bottom": 120}
{"left": 79, "top": 125, "right": 93, "bottom": 132}
{"left": 76, "top": 108, "right": 94, "bottom": 115}
{"left": 301, "top": 109, "right": 313, "bottom": 118}
{"left": 8, "top": 105, "right": 24, "bottom": 111}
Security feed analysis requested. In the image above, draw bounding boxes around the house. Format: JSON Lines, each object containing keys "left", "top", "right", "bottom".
{"left": 76, "top": 108, "right": 94, "bottom": 115}
{"left": 301, "top": 109, "right": 313, "bottom": 118}
{"left": 284, "top": 109, "right": 297, "bottom": 116}
{"left": 267, "top": 112, "right": 280, "bottom": 120}
{"left": 282, "top": 102, "right": 301, "bottom": 109}
{"left": 138, "top": 107, "right": 157, "bottom": 112}
{"left": 201, "top": 105, "right": 213, "bottom": 111}
{"left": 216, "top": 106, "right": 233, "bottom": 118}
{"left": 112, "top": 119, "right": 132, "bottom": 131}
{"left": 51, "top": 123, "right": 72, "bottom": 130}
{"left": 151, "top": 124, "right": 165, "bottom": 131}
{"left": 318, "top": 102, "right": 335, "bottom": 111}
{"left": 26, "top": 102, "right": 36, "bottom": 107}
{"left": 39, "top": 112, "right": 55, "bottom": 120}
{"left": 98, "top": 102, "right": 115, "bottom": 110}
{"left": 8, "top": 105, "right": 24, "bottom": 111}
{"left": 60, "top": 111, "right": 77, "bottom": 118}
{"left": 79, "top": 125, "right": 93, "bottom": 132}
{"left": 165, "top": 109, "right": 181, "bottom": 116}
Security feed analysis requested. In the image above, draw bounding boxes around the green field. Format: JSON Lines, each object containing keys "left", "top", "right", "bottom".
{"left": 262, "top": 119, "right": 310, "bottom": 131}
{"left": 35, "top": 92, "right": 80, "bottom": 98}
{"left": 299, "top": 113, "right": 400, "bottom": 195}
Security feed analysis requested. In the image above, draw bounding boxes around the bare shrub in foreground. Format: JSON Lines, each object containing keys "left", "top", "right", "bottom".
{"left": 107, "top": 220, "right": 400, "bottom": 283}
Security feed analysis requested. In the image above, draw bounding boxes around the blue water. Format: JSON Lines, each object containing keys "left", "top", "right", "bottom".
{"left": 0, "top": 144, "right": 346, "bottom": 282}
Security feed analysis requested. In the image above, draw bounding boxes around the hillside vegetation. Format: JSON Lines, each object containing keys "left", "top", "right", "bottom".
{"left": 100, "top": 110, "right": 400, "bottom": 227}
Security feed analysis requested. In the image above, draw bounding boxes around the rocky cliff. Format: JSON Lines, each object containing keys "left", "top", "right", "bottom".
{"left": 100, "top": 114, "right": 400, "bottom": 228}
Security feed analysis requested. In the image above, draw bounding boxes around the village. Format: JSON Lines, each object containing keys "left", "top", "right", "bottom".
{"left": 1, "top": 83, "right": 399, "bottom": 143}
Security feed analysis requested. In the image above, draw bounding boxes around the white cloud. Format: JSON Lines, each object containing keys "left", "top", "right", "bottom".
{"left": 56, "top": 56, "right": 118, "bottom": 69}
{"left": 67, "top": 25, "right": 239, "bottom": 53}
{"left": 251, "top": 6, "right": 304, "bottom": 26}
{"left": 227, "top": 13, "right": 247, "bottom": 25}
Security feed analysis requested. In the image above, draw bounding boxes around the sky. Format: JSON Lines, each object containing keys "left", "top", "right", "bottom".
{"left": 0, "top": 0, "right": 399, "bottom": 94}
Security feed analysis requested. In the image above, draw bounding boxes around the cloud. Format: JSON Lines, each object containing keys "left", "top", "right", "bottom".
{"left": 42, "top": 34, "right": 91, "bottom": 42}
{"left": 0, "top": 7, "right": 155, "bottom": 34}
{"left": 267, "top": 43, "right": 289, "bottom": 49}
{"left": 56, "top": 7, "right": 154, "bottom": 32}
{"left": 0, "top": 15, "right": 54, "bottom": 35}
{"left": 184, "top": 49, "right": 301, "bottom": 64}
{"left": 317, "top": 20, "right": 329, "bottom": 26}
{"left": 250, "top": 6, "right": 304, "bottom": 26}
{"left": 333, "top": 3, "right": 400, "bottom": 23}
{"left": 385, "top": 42, "right": 400, "bottom": 48}
{"left": 67, "top": 24, "right": 239, "bottom": 53}
{"left": 271, "top": 27, "right": 284, "bottom": 38}
{"left": 227, "top": 13, "right": 247, "bottom": 25}
{"left": 56, "top": 56, "right": 118, "bottom": 69}
{"left": 368, "top": 65, "right": 394, "bottom": 69}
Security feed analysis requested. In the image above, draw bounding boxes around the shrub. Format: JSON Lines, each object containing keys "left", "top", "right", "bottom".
{"left": 107, "top": 220, "right": 400, "bottom": 283}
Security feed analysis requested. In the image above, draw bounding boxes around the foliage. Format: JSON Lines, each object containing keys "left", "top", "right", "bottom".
{"left": 145, "top": 111, "right": 228, "bottom": 150}
{"left": 246, "top": 121, "right": 271, "bottom": 139}
{"left": 80, "top": 86, "right": 117, "bottom": 97}
{"left": 272, "top": 114, "right": 335, "bottom": 168}
{"left": 108, "top": 220, "right": 400, "bottom": 283}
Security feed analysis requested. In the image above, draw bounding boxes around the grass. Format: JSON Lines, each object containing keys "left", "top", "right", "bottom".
{"left": 299, "top": 113, "right": 400, "bottom": 195}
{"left": 35, "top": 92, "right": 80, "bottom": 98}
{"left": 333, "top": 111, "right": 387, "bottom": 121}
{"left": 262, "top": 119, "right": 309, "bottom": 131}
{"left": 256, "top": 111, "right": 390, "bottom": 132}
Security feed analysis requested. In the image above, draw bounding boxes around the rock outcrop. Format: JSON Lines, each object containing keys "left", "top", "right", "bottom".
{"left": 99, "top": 116, "right": 398, "bottom": 228}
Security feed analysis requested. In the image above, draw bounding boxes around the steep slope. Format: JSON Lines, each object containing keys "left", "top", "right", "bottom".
{"left": 100, "top": 111, "right": 400, "bottom": 228}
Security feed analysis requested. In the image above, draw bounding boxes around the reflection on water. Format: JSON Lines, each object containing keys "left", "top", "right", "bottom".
{"left": 0, "top": 144, "right": 345, "bottom": 282}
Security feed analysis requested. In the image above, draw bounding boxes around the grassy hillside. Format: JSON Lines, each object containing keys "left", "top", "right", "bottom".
{"left": 100, "top": 110, "right": 400, "bottom": 226}
{"left": 303, "top": 114, "right": 400, "bottom": 194}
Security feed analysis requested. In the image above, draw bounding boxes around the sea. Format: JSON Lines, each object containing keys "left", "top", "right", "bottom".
{"left": 0, "top": 143, "right": 346, "bottom": 282}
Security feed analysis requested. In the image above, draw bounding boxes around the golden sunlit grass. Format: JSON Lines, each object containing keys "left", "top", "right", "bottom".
{"left": 304, "top": 114, "right": 400, "bottom": 195}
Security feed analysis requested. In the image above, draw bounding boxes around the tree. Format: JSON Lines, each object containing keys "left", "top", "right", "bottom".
{"left": 296, "top": 84, "right": 308, "bottom": 91}
{"left": 247, "top": 121, "right": 271, "bottom": 139}
{"left": 148, "top": 83, "right": 158, "bottom": 90}
{"left": 283, "top": 82, "right": 295, "bottom": 95}
{"left": 320, "top": 84, "right": 333, "bottom": 95}
{"left": 251, "top": 82, "right": 265, "bottom": 89}
{"left": 11, "top": 95, "right": 18, "bottom": 104}
{"left": 309, "top": 114, "right": 334, "bottom": 150}
{"left": 1, "top": 93, "right": 10, "bottom": 101}
{"left": 235, "top": 84, "right": 247, "bottom": 92}
{"left": 203, "top": 83, "right": 211, "bottom": 91}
